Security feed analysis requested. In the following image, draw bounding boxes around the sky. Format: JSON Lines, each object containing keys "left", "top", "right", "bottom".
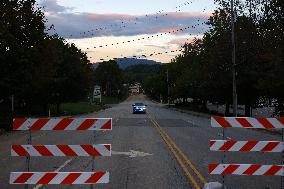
{"left": 37, "top": 0, "right": 216, "bottom": 63}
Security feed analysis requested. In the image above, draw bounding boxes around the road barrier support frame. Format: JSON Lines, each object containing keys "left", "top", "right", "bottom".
{"left": 25, "top": 123, "right": 32, "bottom": 189}
{"left": 210, "top": 116, "right": 284, "bottom": 189}
{"left": 91, "top": 130, "right": 95, "bottom": 189}
{"left": 221, "top": 127, "right": 226, "bottom": 189}
{"left": 280, "top": 129, "right": 284, "bottom": 189}
{"left": 10, "top": 118, "right": 112, "bottom": 187}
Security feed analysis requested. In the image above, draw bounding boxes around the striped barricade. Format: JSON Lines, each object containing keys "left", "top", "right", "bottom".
{"left": 10, "top": 117, "right": 112, "bottom": 185}
{"left": 13, "top": 118, "right": 112, "bottom": 130}
{"left": 209, "top": 164, "right": 284, "bottom": 176}
{"left": 11, "top": 144, "right": 111, "bottom": 157}
{"left": 10, "top": 172, "right": 109, "bottom": 185}
{"left": 210, "top": 140, "right": 284, "bottom": 152}
{"left": 209, "top": 116, "right": 284, "bottom": 180}
{"left": 211, "top": 116, "right": 284, "bottom": 129}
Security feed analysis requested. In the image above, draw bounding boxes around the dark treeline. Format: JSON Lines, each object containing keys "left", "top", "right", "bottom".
{"left": 145, "top": 0, "right": 284, "bottom": 116}
{"left": 124, "top": 64, "right": 162, "bottom": 85}
{"left": 93, "top": 61, "right": 162, "bottom": 99}
{"left": 94, "top": 60, "right": 127, "bottom": 98}
{"left": 0, "top": 0, "right": 94, "bottom": 129}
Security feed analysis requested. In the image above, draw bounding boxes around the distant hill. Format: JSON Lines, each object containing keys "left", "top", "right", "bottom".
{"left": 92, "top": 58, "right": 161, "bottom": 70}
{"left": 125, "top": 64, "right": 162, "bottom": 73}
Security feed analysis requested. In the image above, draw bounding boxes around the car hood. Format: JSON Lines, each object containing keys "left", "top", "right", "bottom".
{"left": 133, "top": 106, "right": 146, "bottom": 108}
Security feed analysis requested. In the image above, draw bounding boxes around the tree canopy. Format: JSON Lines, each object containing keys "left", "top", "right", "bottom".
{"left": 0, "top": 0, "right": 94, "bottom": 129}
{"left": 145, "top": 0, "right": 284, "bottom": 116}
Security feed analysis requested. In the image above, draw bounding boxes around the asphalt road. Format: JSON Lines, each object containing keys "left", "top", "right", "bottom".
{"left": 0, "top": 94, "right": 282, "bottom": 189}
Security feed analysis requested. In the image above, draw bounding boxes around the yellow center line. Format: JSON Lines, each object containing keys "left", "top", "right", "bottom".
{"left": 151, "top": 117, "right": 207, "bottom": 185}
{"left": 148, "top": 115, "right": 201, "bottom": 189}
{"left": 147, "top": 113, "right": 208, "bottom": 188}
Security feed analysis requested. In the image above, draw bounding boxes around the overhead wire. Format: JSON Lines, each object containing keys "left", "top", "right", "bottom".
{"left": 67, "top": 0, "right": 198, "bottom": 38}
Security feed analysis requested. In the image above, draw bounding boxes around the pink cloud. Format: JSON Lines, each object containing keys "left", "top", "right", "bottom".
{"left": 168, "top": 38, "right": 188, "bottom": 46}
{"left": 165, "top": 12, "right": 212, "bottom": 19}
{"left": 168, "top": 36, "right": 203, "bottom": 46}
{"left": 86, "top": 13, "right": 136, "bottom": 21}
{"left": 157, "top": 27, "right": 180, "bottom": 33}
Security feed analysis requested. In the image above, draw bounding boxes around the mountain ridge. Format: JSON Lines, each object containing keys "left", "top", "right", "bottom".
{"left": 92, "top": 58, "right": 161, "bottom": 69}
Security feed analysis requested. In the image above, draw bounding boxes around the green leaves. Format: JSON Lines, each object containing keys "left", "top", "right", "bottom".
{"left": 0, "top": 1, "right": 93, "bottom": 116}
{"left": 145, "top": 0, "right": 284, "bottom": 116}
{"left": 94, "top": 60, "right": 123, "bottom": 97}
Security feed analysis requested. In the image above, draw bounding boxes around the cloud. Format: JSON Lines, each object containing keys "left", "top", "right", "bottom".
{"left": 86, "top": 13, "right": 135, "bottom": 21}
{"left": 144, "top": 45, "right": 168, "bottom": 50}
{"left": 40, "top": 0, "right": 210, "bottom": 39}
{"left": 168, "top": 38, "right": 189, "bottom": 46}
{"left": 167, "top": 35, "right": 204, "bottom": 46}
{"left": 40, "top": 0, "right": 73, "bottom": 13}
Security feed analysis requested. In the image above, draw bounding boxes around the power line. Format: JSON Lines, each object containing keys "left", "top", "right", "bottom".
{"left": 67, "top": 0, "right": 202, "bottom": 38}
{"left": 91, "top": 22, "right": 207, "bottom": 49}
{"left": 95, "top": 48, "right": 184, "bottom": 62}
{"left": 91, "top": 33, "right": 206, "bottom": 62}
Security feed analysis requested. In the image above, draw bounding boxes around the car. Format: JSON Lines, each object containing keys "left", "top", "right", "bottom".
{"left": 132, "top": 103, "right": 147, "bottom": 114}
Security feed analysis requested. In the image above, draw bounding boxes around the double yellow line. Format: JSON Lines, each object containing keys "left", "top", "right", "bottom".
{"left": 147, "top": 114, "right": 206, "bottom": 189}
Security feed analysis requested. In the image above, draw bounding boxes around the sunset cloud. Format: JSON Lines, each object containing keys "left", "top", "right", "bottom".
{"left": 38, "top": 0, "right": 213, "bottom": 63}
{"left": 168, "top": 34, "right": 203, "bottom": 46}
{"left": 40, "top": 0, "right": 210, "bottom": 39}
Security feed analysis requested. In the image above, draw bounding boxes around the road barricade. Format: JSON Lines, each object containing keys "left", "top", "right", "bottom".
{"left": 10, "top": 172, "right": 109, "bottom": 184}
{"left": 10, "top": 118, "right": 112, "bottom": 186}
{"left": 11, "top": 144, "right": 111, "bottom": 157}
{"left": 209, "top": 164, "right": 283, "bottom": 176}
{"left": 209, "top": 116, "right": 284, "bottom": 187}
{"left": 210, "top": 140, "right": 284, "bottom": 152}
{"left": 211, "top": 116, "right": 284, "bottom": 129}
{"left": 13, "top": 118, "right": 112, "bottom": 130}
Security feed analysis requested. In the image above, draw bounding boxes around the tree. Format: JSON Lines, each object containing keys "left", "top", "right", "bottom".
{"left": 144, "top": 0, "right": 284, "bottom": 116}
{"left": 46, "top": 36, "right": 93, "bottom": 113}
{"left": 94, "top": 61, "right": 123, "bottom": 96}
{"left": 0, "top": 1, "right": 95, "bottom": 129}
{"left": 0, "top": 0, "right": 46, "bottom": 97}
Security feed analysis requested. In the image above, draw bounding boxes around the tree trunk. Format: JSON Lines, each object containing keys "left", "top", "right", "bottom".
{"left": 202, "top": 100, "right": 207, "bottom": 112}
{"left": 56, "top": 103, "right": 60, "bottom": 114}
{"left": 225, "top": 102, "right": 230, "bottom": 116}
{"left": 245, "top": 103, "right": 251, "bottom": 117}
{"left": 43, "top": 103, "right": 48, "bottom": 115}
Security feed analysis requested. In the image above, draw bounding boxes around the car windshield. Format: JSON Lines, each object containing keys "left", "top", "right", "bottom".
{"left": 134, "top": 103, "right": 144, "bottom": 106}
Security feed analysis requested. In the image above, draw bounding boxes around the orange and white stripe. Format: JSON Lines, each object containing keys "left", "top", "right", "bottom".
{"left": 211, "top": 116, "right": 284, "bottom": 129}
{"left": 10, "top": 172, "right": 109, "bottom": 184}
{"left": 210, "top": 140, "right": 284, "bottom": 152}
{"left": 13, "top": 118, "right": 112, "bottom": 130}
{"left": 11, "top": 144, "right": 111, "bottom": 157}
{"left": 209, "top": 164, "right": 284, "bottom": 176}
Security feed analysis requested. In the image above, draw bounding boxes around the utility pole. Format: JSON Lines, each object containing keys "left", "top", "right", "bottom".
{"left": 231, "top": 0, "right": 238, "bottom": 116}
{"left": 167, "top": 69, "right": 170, "bottom": 107}
{"left": 11, "top": 95, "right": 14, "bottom": 113}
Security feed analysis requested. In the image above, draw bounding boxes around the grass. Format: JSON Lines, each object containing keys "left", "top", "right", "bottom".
{"left": 101, "top": 96, "right": 121, "bottom": 104}
{"left": 58, "top": 96, "right": 122, "bottom": 115}
{"left": 60, "top": 101, "right": 105, "bottom": 115}
{"left": 0, "top": 97, "right": 122, "bottom": 131}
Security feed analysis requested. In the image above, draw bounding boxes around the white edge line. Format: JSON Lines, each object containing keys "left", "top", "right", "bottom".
{"left": 32, "top": 158, "right": 73, "bottom": 189}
